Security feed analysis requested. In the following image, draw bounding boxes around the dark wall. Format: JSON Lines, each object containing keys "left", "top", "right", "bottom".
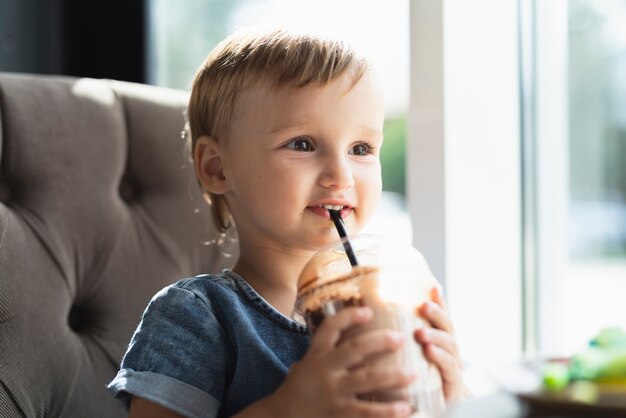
{"left": 0, "top": 0, "right": 146, "bottom": 83}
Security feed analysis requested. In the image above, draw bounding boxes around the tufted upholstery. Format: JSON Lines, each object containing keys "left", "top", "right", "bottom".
{"left": 0, "top": 73, "right": 235, "bottom": 417}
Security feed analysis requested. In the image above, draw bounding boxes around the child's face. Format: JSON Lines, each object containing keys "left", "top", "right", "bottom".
{"left": 221, "top": 70, "right": 385, "bottom": 252}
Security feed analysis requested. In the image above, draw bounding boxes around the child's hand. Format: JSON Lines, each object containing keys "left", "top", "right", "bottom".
{"left": 414, "top": 287, "right": 465, "bottom": 403}
{"left": 273, "top": 307, "right": 416, "bottom": 418}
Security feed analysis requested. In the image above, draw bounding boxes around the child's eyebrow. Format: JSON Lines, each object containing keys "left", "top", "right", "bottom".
{"left": 269, "top": 123, "right": 309, "bottom": 136}
{"left": 358, "top": 127, "right": 384, "bottom": 139}
{"left": 269, "top": 124, "right": 383, "bottom": 139}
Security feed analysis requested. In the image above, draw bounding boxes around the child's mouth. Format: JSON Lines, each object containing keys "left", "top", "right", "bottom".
{"left": 319, "top": 204, "right": 346, "bottom": 211}
{"left": 308, "top": 204, "right": 353, "bottom": 219}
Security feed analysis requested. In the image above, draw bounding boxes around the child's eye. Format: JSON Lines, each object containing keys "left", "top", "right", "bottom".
{"left": 349, "top": 143, "right": 375, "bottom": 156}
{"left": 286, "top": 137, "right": 315, "bottom": 152}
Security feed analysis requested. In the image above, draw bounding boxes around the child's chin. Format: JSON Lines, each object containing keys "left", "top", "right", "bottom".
{"left": 315, "top": 228, "right": 346, "bottom": 247}
{"left": 297, "top": 230, "right": 333, "bottom": 250}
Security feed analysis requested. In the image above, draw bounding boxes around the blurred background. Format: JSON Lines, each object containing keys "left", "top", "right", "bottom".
{"left": 1, "top": 0, "right": 625, "bottom": 379}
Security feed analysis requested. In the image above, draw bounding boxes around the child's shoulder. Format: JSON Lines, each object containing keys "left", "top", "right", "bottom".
{"left": 165, "top": 269, "right": 239, "bottom": 295}
{"left": 175, "top": 269, "right": 238, "bottom": 289}
{"left": 151, "top": 269, "right": 247, "bottom": 310}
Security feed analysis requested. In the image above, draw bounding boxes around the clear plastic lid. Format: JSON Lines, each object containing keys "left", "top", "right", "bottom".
{"left": 297, "top": 234, "right": 441, "bottom": 308}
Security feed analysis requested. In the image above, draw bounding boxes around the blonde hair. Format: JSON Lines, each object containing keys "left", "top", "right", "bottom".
{"left": 187, "top": 27, "right": 369, "bottom": 232}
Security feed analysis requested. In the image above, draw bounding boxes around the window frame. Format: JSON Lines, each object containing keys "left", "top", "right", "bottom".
{"left": 408, "top": 0, "right": 523, "bottom": 364}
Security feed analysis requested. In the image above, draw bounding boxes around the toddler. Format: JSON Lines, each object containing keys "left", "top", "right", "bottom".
{"left": 108, "top": 27, "right": 464, "bottom": 418}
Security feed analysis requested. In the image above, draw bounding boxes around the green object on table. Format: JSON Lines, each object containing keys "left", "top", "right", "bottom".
{"left": 569, "top": 327, "right": 626, "bottom": 381}
{"left": 541, "top": 327, "right": 626, "bottom": 394}
{"left": 542, "top": 362, "right": 570, "bottom": 391}
{"left": 590, "top": 326, "right": 626, "bottom": 348}
{"left": 568, "top": 380, "right": 600, "bottom": 404}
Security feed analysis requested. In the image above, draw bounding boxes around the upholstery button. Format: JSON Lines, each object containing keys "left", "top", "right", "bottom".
{"left": 0, "top": 181, "right": 11, "bottom": 203}
{"left": 68, "top": 304, "right": 90, "bottom": 334}
{"left": 119, "top": 180, "right": 137, "bottom": 202}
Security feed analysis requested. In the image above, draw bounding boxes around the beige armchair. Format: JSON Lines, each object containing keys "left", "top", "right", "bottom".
{"left": 0, "top": 72, "right": 233, "bottom": 417}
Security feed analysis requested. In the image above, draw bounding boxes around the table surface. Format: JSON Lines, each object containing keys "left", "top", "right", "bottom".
{"left": 443, "top": 392, "right": 626, "bottom": 418}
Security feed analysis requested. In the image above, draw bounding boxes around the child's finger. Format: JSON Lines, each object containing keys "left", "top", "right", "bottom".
{"left": 429, "top": 286, "right": 448, "bottom": 310}
{"left": 418, "top": 301, "right": 454, "bottom": 334}
{"left": 421, "top": 343, "right": 464, "bottom": 402}
{"left": 414, "top": 327, "right": 462, "bottom": 367}
{"left": 347, "top": 400, "right": 414, "bottom": 418}
{"left": 308, "top": 307, "right": 373, "bottom": 354}
{"left": 343, "top": 364, "right": 416, "bottom": 396}
{"left": 331, "top": 329, "right": 405, "bottom": 369}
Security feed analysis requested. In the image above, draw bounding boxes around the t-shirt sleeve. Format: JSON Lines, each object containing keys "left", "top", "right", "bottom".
{"left": 107, "top": 283, "right": 231, "bottom": 418}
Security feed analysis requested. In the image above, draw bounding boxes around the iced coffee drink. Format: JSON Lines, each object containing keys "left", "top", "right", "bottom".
{"left": 295, "top": 235, "right": 446, "bottom": 418}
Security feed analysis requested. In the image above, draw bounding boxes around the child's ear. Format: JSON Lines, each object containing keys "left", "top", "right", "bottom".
{"left": 194, "top": 135, "right": 230, "bottom": 194}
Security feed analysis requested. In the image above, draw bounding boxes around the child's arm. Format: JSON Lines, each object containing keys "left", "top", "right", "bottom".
{"left": 414, "top": 287, "right": 467, "bottom": 403}
{"left": 232, "top": 306, "right": 415, "bottom": 418}
{"left": 128, "top": 396, "right": 186, "bottom": 418}
{"left": 128, "top": 307, "right": 415, "bottom": 418}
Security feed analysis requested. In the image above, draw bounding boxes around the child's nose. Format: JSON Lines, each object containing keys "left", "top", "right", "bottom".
{"left": 318, "top": 155, "right": 355, "bottom": 190}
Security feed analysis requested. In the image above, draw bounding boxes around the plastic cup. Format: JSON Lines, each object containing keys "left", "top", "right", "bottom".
{"left": 295, "top": 234, "right": 446, "bottom": 418}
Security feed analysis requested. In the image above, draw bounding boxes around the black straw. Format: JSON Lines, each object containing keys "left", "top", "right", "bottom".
{"left": 329, "top": 209, "right": 359, "bottom": 267}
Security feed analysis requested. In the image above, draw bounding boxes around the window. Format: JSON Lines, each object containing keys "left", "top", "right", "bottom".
{"left": 408, "top": 0, "right": 626, "bottom": 369}
{"left": 528, "top": 0, "right": 626, "bottom": 356}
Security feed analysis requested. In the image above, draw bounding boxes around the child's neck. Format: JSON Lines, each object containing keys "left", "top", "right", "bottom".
{"left": 233, "top": 243, "right": 314, "bottom": 318}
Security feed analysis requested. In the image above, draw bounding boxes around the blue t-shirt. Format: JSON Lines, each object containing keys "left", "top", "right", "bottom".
{"left": 107, "top": 269, "right": 311, "bottom": 417}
